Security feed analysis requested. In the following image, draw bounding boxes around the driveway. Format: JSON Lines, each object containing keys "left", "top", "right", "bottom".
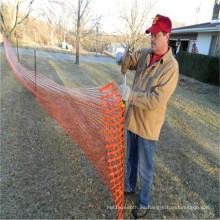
{"left": 0, "top": 45, "right": 115, "bottom": 64}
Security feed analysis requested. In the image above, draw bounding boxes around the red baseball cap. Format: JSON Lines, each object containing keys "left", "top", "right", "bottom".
{"left": 145, "top": 14, "right": 172, "bottom": 34}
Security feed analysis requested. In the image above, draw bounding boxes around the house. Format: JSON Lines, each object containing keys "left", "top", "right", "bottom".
{"left": 61, "top": 42, "right": 73, "bottom": 50}
{"left": 170, "top": 0, "right": 220, "bottom": 57}
{"left": 103, "top": 42, "right": 125, "bottom": 58}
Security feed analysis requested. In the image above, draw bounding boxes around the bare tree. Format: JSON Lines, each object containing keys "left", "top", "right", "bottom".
{"left": 77, "top": 14, "right": 102, "bottom": 51}
{"left": 38, "top": 0, "right": 63, "bottom": 46}
{"left": 75, "top": 0, "right": 92, "bottom": 64}
{"left": 172, "top": 20, "right": 185, "bottom": 28}
{"left": 35, "top": 0, "right": 74, "bottom": 46}
{"left": 59, "top": 1, "right": 71, "bottom": 42}
{"left": 119, "top": 0, "right": 155, "bottom": 51}
{"left": 0, "top": 0, "right": 35, "bottom": 37}
{"left": 17, "top": 15, "right": 51, "bottom": 45}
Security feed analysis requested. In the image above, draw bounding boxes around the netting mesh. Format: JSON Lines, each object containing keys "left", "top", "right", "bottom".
{"left": 3, "top": 36, "right": 125, "bottom": 219}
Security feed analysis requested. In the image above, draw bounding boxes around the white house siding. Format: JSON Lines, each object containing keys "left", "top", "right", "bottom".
{"left": 196, "top": 33, "right": 212, "bottom": 55}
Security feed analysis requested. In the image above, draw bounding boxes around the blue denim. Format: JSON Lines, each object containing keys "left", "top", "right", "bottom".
{"left": 124, "top": 130, "right": 156, "bottom": 208}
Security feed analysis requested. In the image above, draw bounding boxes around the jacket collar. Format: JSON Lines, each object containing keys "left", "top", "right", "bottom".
{"left": 149, "top": 47, "right": 172, "bottom": 65}
{"left": 161, "top": 47, "right": 172, "bottom": 64}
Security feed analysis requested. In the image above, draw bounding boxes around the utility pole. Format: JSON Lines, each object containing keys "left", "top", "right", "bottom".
{"left": 195, "top": 6, "right": 200, "bottom": 24}
{"left": 195, "top": 1, "right": 201, "bottom": 24}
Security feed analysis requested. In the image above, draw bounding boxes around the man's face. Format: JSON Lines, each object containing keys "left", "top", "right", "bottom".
{"left": 150, "top": 32, "right": 169, "bottom": 54}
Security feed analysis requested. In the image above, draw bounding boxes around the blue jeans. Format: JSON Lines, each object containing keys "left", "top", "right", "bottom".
{"left": 124, "top": 130, "right": 156, "bottom": 208}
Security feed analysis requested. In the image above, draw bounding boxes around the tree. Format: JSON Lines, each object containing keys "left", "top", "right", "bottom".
{"left": 76, "top": 14, "right": 102, "bottom": 53}
{"left": 172, "top": 20, "right": 185, "bottom": 28}
{"left": 119, "top": 0, "right": 155, "bottom": 51}
{"left": 17, "top": 15, "right": 51, "bottom": 45}
{"left": 59, "top": 1, "right": 72, "bottom": 42}
{"left": 0, "top": 0, "right": 35, "bottom": 37}
{"left": 75, "top": 0, "right": 91, "bottom": 64}
{"left": 38, "top": 0, "right": 63, "bottom": 46}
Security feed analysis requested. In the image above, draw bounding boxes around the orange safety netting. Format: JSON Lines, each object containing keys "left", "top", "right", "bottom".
{"left": 3, "top": 36, "right": 125, "bottom": 219}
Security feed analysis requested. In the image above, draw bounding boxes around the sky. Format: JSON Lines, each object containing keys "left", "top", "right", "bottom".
{"left": 31, "top": 0, "right": 216, "bottom": 34}
{"left": 90, "top": 0, "right": 216, "bottom": 34}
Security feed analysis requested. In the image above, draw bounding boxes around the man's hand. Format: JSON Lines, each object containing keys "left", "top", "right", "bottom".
{"left": 116, "top": 52, "right": 123, "bottom": 65}
{"left": 119, "top": 84, "right": 131, "bottom": 101}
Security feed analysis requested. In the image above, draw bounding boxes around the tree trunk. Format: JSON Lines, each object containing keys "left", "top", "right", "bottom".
{"left": 75, "top": 0, "right": 81, "bottom": 65}
{"left": 75, "top": 34, "right": 80, "bottom": 64}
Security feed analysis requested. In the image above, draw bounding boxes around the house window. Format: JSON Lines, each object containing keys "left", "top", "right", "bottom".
{"left": 209, "top": 35, "right": 219, "bottom": 57}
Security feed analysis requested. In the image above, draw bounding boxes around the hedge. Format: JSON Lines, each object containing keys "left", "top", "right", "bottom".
{"left": 176, "top": 51, "right": 219, "bottom": 86}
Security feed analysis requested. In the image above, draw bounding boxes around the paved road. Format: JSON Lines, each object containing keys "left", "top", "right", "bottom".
{"left": 0, "top": 45, "right": 115, "bottom": 64}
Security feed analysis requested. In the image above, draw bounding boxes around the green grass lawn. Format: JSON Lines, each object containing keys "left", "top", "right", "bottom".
{"left": 1, "top": 50, "right": 219, "bottom": 219}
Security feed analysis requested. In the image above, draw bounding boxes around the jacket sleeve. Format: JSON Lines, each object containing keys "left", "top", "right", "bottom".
{"left": 128, "top": 63, "right": 179, "bottom": 110}
{"left": 123, "top": 48, "right": 145, "bottom": 70}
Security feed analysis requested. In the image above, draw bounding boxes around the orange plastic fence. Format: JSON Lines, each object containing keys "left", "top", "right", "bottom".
{"left": 3, "top": 36, "right": 125, "bottom": 219}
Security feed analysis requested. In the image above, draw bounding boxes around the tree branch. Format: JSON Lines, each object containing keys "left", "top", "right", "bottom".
{"left": 18, "top": 0, "right": 35, "bottom": 24}
{"left": 10, "top": 3, "right": 19, "bottom": 33}
{"left": 80, "top": 0, "right": 91, "bottom": 20}
{"left": 10, "top": 0, "right": 35, "bottom": 33}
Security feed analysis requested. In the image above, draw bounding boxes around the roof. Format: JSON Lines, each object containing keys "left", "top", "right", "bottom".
{"left": 171, "top": 21, "right": 220, "bottom": 34}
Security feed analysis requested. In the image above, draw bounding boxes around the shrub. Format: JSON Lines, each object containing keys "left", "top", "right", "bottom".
{"left": 176, "top": 52, "right": 219, "bottom": 86}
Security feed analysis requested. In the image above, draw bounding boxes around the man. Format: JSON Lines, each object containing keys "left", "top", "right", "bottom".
{"left": 116, "top": 14, "right": 179, "bottom": 219}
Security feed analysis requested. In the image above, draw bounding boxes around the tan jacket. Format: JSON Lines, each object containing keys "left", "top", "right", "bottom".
{"left": 125, "top": 47, "right": 179, "bottom": 141}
